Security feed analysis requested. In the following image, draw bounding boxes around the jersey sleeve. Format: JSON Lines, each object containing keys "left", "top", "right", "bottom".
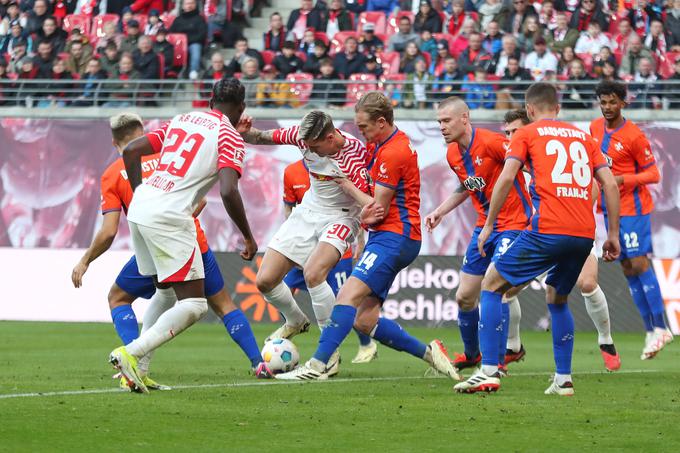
{"left": 631, "top": 132, "right": 656, "bottom": 170}
{"left": 486, "top": 132, "right": 510, "bottom": 162}
{"left": 505, "top": 127, "right": 530, "bottom": 164}
{"left": 375, "top": 148, "right": 405, "bottom": 190}
{"left": 338, "top": 143, "right": 371, "bottom": 194}
{"left": 217, "top": 120, "right": 246, "bottom": 176}
{"left": 146, "top": 121, "right": 170, "bottom": 153}
{"left": 100, "top": 170, "right": 122, "bottom": 214}
{"left": 272, "top": 125, "right": 306, "bottom": 148}
{"left": 282, "top": 167, "right": 297, "bottom": 205}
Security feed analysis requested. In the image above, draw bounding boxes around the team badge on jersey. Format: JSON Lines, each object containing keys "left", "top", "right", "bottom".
{"left": 463, "top": 175, "right": 486, "bottom": 192}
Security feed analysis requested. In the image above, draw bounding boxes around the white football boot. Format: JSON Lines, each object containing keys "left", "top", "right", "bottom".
{"left": 642, "top": 329, "right": 673, "bottom": 360}
{"left": 275, "top": 358, "right": 329, "bottom": 381}
{"left": 544, "top": 378, "right": 575, "bottom": 396}
{"left": 454, "top": 369, "right": 501, "bottom": 393}
{"left": 265, "top": 318, "right": 311, "bottom": 343}
{"left": 351, "top": 340, "right": 378, "bottom": 364}
{"left": 426, "top": 340, "right": 461, "bottom": 381}
{"left": 326, "top": 350, "right": 341, "bottom": 377}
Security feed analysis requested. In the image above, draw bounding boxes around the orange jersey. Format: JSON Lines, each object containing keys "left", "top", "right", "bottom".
{"left": 506, "top": 119, "right": 608, "bottom": 239}
{"left": 446, "top": 128, "right": 531, "bottom": 231}
{"left": 283, "top": 160, "right": 310, "bottom": 206}
{"left": 370, "top": 129, "right": 422, "bottom": 241}
{"left": 589, "top": 117, "right": 656, "bottom": 216}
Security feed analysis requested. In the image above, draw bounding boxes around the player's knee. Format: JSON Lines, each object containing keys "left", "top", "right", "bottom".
{"left": 107, "top": 285, "right": 132, "bottom": 310}
{"left": 180, "top": 297, "right": 208, "bottom": 322}
{"left": 255, "top": 273, "right": 276, "bottom": 294}
{"left": 577, "top": 276, "right": 598, "bottom": 295}
{"left": 455, "top": 292, "right": 477, "bottom": 311}
{"left": 353, "top": 317, "right": 374, "bottom": 336}
{"left": 303, "top": 267, "right": 326, "bottom": 288}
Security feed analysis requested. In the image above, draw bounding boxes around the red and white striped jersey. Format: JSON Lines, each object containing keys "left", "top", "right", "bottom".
{"left": 127, "top": 109, "right": 245, "bottom": 231}
{"left": 272, "top": 125, "right": 370, "bottom": 215}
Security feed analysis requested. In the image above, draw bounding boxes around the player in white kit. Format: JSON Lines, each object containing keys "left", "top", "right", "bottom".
{"left": 109, "top": 79, "right": 264, "bottom": 393}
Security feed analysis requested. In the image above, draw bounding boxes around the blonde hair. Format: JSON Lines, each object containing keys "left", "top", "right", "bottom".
{"left": 110, "top": 112, "right": 144, "bottom": 144}
{"left": 355, "top": 91, "right": 394, "bottom": 125}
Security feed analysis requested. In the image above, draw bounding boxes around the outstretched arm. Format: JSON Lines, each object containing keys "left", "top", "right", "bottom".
{"left": 219, "top": 167, "right": 257, "bottom": 261}
{"left": 424, "top": 185, "right": 470, "bottom": 232}
{"left": 122, "top": 136, "right": 155, "bottom": 191}
{"left": 235, "top": 115, "right": 277, "bottom": 145}
{"left": 71, "top": 211, "right": 120, "bottom": 288}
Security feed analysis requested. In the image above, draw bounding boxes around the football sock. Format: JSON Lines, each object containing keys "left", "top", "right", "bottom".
{"left": 548, "top": 303, "right": 574, "bottom": 375}
{"left": 506, "top": 295, "right": 522, "bottom": 352}
{"left": 554, "top": 373, "right": 572, "bottom": 386}
{"left": 355, "top": 329, "right": 372, "bottom": 346}
{"left": 638, "top": 268, "right": 667, "bottom": 329}
{"left": 479, "top": 291, "right": 503, "bottom": 368}
{"left": 126, "top": 297, "right": 207, "bottom": 358}
{"left": 625, "top": 275, "right": 654, "bottom": 332}
{"left": 308, "top": 282, "right": 335, "bottom": 329}
{"left": 263, "top": 282, "right": 307, "bottom": 327}
{"left": 582, "top": 285, "right": 614, "bottom": 345}
{"left": 498, "top": 302, "right": 510, "bottom": 365}
{"left": 457, "top": 307, "right": 480, "bottom": 359}
{"left": 371, "top": 318, "right": 427, "bottom": 359}
{"left": 223, "top": 309, "right": 263, "bottom": 368}
{"left": 138, "top": 288, "right": 176, "bottom": 374}
{"left": 110, "top": 305, "right": 139, "bottom": 345}
{"left": 313, "top": 305, "right": 356, "bottom": 364}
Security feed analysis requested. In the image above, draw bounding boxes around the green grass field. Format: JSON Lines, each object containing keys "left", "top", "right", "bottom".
{"left": 1, "top": 321, "right": 678, "bottom": 452}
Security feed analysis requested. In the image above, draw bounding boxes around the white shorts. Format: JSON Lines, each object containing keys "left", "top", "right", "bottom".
{"left": 129, "top": 220, "right": 204, "bottom": 283}
{"left": 268, "top": 206, "right": 359, "bottom": 267}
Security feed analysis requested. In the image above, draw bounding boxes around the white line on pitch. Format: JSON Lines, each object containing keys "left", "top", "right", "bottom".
{"left": 0, "top": 369, "right": 663, "bottom": 400}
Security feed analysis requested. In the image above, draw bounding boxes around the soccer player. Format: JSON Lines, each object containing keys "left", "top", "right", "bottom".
{"left": 108, "top": 79, "right": 260, "bottom": 393}
{"left": 281, "top": 159, "right": 379, "bottom": 364}
{"left": 71, "top": 113, "right": 268, "bottom": 391}
{"left": 591, "top": 80, "right": 673, "bottom": 359}
{"left": 424, "top": 98, "right": 532, "bottom": 377}
{"left": 454, "top": 82, "right": 621, "bottom": 395}
{"left": 237, "top": 110, "right": 374, "bottom": 377}
{"left": 275, "top": 92, "right": 459, "bottom": 381}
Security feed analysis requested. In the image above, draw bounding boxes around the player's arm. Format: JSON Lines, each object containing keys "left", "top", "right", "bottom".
{"left": 425, "top": 185, "right": 470, "bottom": 232}
{"left": 193, "top": 198, "right": 207, "bottom": 217}
{"left": 235, "top": 115, "right": 276, "bottom": 145}
{"left": 335, "top": 177, "right": 375, "bottom": 206}
{"left": 284, "top": 203, "right": 293, "bottom": 219}
{"left": 615, "top": 135, "right": 660, "bottom": 187}
{"left": 71, "top": 211, "right": 120, "bottom": 288}
{"left": 122, "top": 135, "right": 155, "bottom": 191}
{"left": 218, "top": 167, "right": 257, "bottom": 261}
{"left": 353, "top": 228, "right": 366, "bottom": 263}
{"left": 595, "top": 166, "right": 621, "bottom": 261}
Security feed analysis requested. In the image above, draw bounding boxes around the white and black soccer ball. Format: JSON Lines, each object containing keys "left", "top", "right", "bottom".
{"left": 262, "top": 339, "right": 300, "bottom": 373}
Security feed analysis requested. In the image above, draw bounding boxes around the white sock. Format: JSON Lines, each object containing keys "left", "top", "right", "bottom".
{"left": 263, "top": 282, "right": 307, "bottom": 327}
{"left": 482, "top": 365, "right": 499, "bottom": 376}
{"left": 308, "top": 281, "right": 335, "bottom": 330}
{"left": 506, "top": 296, "right": 522, "bottom": 352}
{"left": 582, "top": 285, "right": 613, "bottom": 345}
{"left": 138, "top": 288, "right": 177, "bottom": 375}
{"left": 555, "top": 373, "right": 572, "bottom": 385}
{"left": 126, "top": 297, "right": 207, "bottom": 358}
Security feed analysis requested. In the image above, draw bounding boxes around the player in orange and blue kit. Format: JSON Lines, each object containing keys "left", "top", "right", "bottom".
{"left": 454, "top": 83, "right": 621, "bottom": 396}
{"left": 592, "top": 80, "right": 673, "bottom": 359}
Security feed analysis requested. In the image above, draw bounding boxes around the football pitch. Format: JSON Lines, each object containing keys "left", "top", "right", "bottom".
{"left": 1, "top": 321, "right": 678, "bottom": 451}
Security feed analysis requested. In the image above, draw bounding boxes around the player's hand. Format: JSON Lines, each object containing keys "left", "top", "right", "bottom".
{"left": 361, "top": 201, "right": 385, "bottom": 226}
{"left": 424, "top": 210, "right": 442, "bottom": 233}
{"left": 71, "top": 261, "right": 88, "bottom": 288}
{"left": 477, "top": 224, "right": 492, "bottom": 257}
{"left": 235, "top": 114, "right": 253, "bottom": 135}
{"left": 602, "top": 236, "right": 621, "bottom": 262}
{"left": 241, "top": 237, "right": 258, "bottom": 261}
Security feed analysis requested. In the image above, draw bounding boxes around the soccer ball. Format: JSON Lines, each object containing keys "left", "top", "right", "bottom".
{"left": 262, "top": 339, "right": 300, "bottom": 373}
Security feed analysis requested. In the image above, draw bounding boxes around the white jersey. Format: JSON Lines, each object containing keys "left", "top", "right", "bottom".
{"left": 272, "top": 126, "right": 370, "bottom": 215}
{"left": 127, "top": 110, "right": 245, "bottom": 231}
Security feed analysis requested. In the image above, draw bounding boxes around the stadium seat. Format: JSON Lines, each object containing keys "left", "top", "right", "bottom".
{"left": 132, "top": 14, "right": 148, "bottom": 33}
{"left": 386, "top": 11, "right": 415, "bottom": 36}
{"left": 157, "top": 51, "right": 165, "bottom": 79}
{"left": 193, "top": 81, "right": 210, "bottom": 108}
{"left": 330, "top": 31, "right": 359, "bottom": 55}
{"left": 57, "top": 52, "right": 70, "bottom": 61}
{"left": 285, "top": 72, "right": 314, "bottom": 106}
{"left": 166, "top": 33, "right": 188, "bottom": 74}
{"left": 377, "top": 51, "right": 400, "bottom": 75}
{"left": 345, "top": 73, "right": 378, "bottom": 106}
{"left": 576, "top": 53, "right": 594, "bottom": 73}
{"left": 358, "top": 11, "right": 387, "bottom": 34}
{"left": 261, "top": 50, "right": 276, "bottom": 65}
{"left": 62, "top": 14, "right": 91, "bottom": 36}
{"left": 92, "top": 14, "right": 119, "bottom": 39}
{"left": 160, "top": 13, "right": 176, "bottom": 29}
{"left": 295, "top": 51, "right": 307, "bottom": 63}
{"left": 658, "top": 53, "right": 675, "bottom": 79}
{"left": 313, "top": 31, "right": 329, "bottom": 46}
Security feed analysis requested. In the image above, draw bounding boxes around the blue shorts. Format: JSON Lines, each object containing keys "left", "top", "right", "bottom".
{"left": 283, "top": 257, "right": 354, "bottom": 296}
{"left": 604, "top": 214, "right": 653, "bottom": 261}
{"left": 115, "top": 249, "right": 225, "bottom": 299}
{"left": 494, "top": 230, "right": 593, "bottom": 296}
{"left": 351, "top": 231, "right": 421, "bottom": 302}
{"left": 462, "top": 228, "right": 521, "bottom": 276}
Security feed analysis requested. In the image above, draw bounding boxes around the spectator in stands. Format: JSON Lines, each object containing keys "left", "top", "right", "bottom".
{"left": 204, "top": 52, "right": 226, "bottom": 79}
{"left": 16, "top": 56, "right": 38, "bottom": 104}
{"left": 303, "top": 39, "right": 329, "bottom": 75}
{"left": 154, "top": 27, "right": 175, "bottom": 77}
{"left": 562, "top": 59, "right": 593, "bottom": 109}
{"left": 273, "top": 40, "right": 304, "bottom": 77}
{"left": 458, "top": 32, "right": 492, "bottom": 74}
{"left": 414, "top": 0, "right": 442, "bottom": 33}
{"left": 434, "top": 56, "right": 463, "bottom": 98}
{"left": 502, "top": 0, "right": 537, "bottom": 36}
{"left": 7, "top": 37, "right": 27, "bottom": 73}
{"left": 33, "top": 40, "right": 55, "bottom": 78}
{"left": 226, "top": 37, "right": 264, "bottom": 76}
{"left": 241, "top": 58, "right": 261, "bottom": 103}
{"left": 286, "top": 0, "right": 323, "bottom": 41}
{"left": 333, "top": 36, "right": 367, "bottom": 78}
{"left": 627, "top": 0, "right": 661, "bottom": 36}
{"left": 490, "top": 34, "right": 521, "bottom": 76}
{"left": 574, "top": 21, "right": 611, "bottom": 56}
{"left": 298, "top": 28, "right": 317, "bottom": 56}
{"left": 120, "top": 20, "right": 141, "bottom": 54}
{"left": 447, "top": 0, "right": 467, "bottom": 36}
{"left": 568, "top": 0, "right": 609, "bottom": 33}
{"left": 538, "top": 0, "right": 557, "bottom": 31}
{"left": 100, "top": 41, "right": 120, "bottom": 77}
{"left": 629, "top": 57, "right": 661, "bottom": 109}
{"left": 36, "top": 16, "right": 66, "bottom": 54}
{"left": 358, "top": 23, "right": 384, "bottom": 54}
{"left": 65, "top": 29, "right": 93, "bottom": 60}
{"left": 255, "top": 64, "right": 287, "bottom": 107}
{"left": 619, "top": 34, "right": 655, "bottom": 78}
{"left": 119, "top": 8, "right": 134, "bottom": 33}
{"left": 462, "top": 66, "right": 496, "bottom": 109}
{"left": 477, "top": 0, "right": 507, "bottom": 32}
{"left": 25, "top": 0, "right": 48, "bottom": 35}
{"left": 419, "top": 30, "right": 437, "bottom": 61}
{"left": 388, "top": 15, "right": 418, "bottom": 52}
{"left": 264, "top": 12, "right": 286, "bottom": 51}
{"left": 324, "top": 0, "right": 354, "bottom": 40}
{"left": 310, "top": 57, "right": 345, "bottom": 107}
{"left": 65, "top": 40, "right": 88, "bottom": 77}
{"left": 129, "top": 0, "right": 163, "bottom": 16}
{"left": 133, "top": 35, "right": 160, "bottom": 79}
{"left": 557, "top": 45, "right": 577, "bottom": 76}
{"left": 498, "top": 55, "right": 532, "bottom": 108}
{"left": 523, "top": 36, "right": 557, "bottom": 80}
{"left": 364, "top": 54, "right": 383, "bottom": 77}
{"left": 668, "top": 0, "right": 680, "bottom": 51}
{"left": 546, "top": 11, "right": 579, "bottom": 54}
{"left": 600, "top": 60, "right": 618, "bottom": 81}
{"left": 516, "top": 15, "right": 541, "bottom": 54}
{"left": 144, "top": 10, "right": 163, "bottom": 36}
{"left": 613, "top": 17, "right": 632, "bottom": 53}
{"left": 430, "top": 39, "right": 452, "bottom": 75}
{"left": 1, "top": 21, "right": 32, "bottom": 55}
{"left": 169, "top": 0, "right": 208, "bottom": 80}
{"left": 0, "top": 1, "right": 22, "bottom": 38}
{"left": 0, "top": 59, "right": 10, "bottom": 106}
{"left": 593, "top": 45, "right": 616, "bottom": 77}
{"left": 95, "top": 21, "right": 123, "bottom": 54}
{"left": 104, "top": 52, "right": 139, "bottom": 107}
{"left": 665, "top": 56, "right": 680, "bottom": 108}
{"left": 403, "top": 57, "right": 433, "bottom": 108}
{"left": 451, "top": 18, "right": 477, "bottom": 57}
{"left": 41, "top": 58, "right": 73, "bottom": 107}
{"left": 482, "top": 20, "right": 503, "bottom": 55}
{"left": 644, "top": 20, "right": 666, "bottom": 56}
{"left": 366, "top": 0, "right": 398, "bottom": 14}
{"left": 72, "top": 58, "right": 107, "bottom": 106}
{"left": 204, "top": 0, "right": 240, "bottom": 48}
{"left": 399, "top": 41, "right": 423, "bottom": 74}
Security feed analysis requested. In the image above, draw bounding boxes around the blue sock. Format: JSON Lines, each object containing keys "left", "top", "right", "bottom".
{"left": 354, "top": 328, "right": 372, "bottom": 346}
{"left": 638, "top": 268, "right": 667, "bottom": 329}
{"left": 548, "top": 303, "right": 574, "bottom": 375}
{"left": 313, "top": 305, "right": 356, "bottom": 363}
{"left": 479, "top": 291, "right": 503, "bottom": 367}
{"left": 457, "top": 307, "right": 480, "bottom": 359}
{"left": 110, "top": 305, "right": 139, "bottom": 345}
{"left": 498, "top": 303, "right": 510, "bottom": 365}
{"left": 371, "top": 318, "right": 427, "bottom": 359}
{"left": 626, "top": 275, "right": 654, "bottom": 332}
{"left": 223, "top": 310, "right": 263, "bottom": 368}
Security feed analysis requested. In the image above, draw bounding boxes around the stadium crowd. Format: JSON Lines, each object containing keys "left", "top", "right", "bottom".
{"left": 0, "top": 0, "right": 679, "bottom": 108}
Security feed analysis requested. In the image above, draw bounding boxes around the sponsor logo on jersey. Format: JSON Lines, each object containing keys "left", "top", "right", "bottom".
{"left": 605, "top": 154, "right": 613, "bottom": 167}
{"left": 463, "top": 175, "right": 486, "bottom": 192}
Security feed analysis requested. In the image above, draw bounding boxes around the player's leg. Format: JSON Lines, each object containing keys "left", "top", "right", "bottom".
{"left": 108, "top": 283, "right": 139, "bottom": 345}
{"left": 503, "top": 285, "right": 525, "bottom": 365}
{"left": 135, "top": 286, "right": 176, "bottom": 381}
{"left": 453, "top": 272, "right": 483, "bottom": 371}
{"left": 491, "top": 231, "right": 520, "bottom": 372}
{"left": 303, "top": 241, "right": 342, "bottom": 330}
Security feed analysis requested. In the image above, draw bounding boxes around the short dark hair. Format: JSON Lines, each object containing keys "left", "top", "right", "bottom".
{"left": 525, "top": 82, "right": 558, "bottom": 109}
{"left": 595, "top": 80, "right": 627, "bottom": 100}
{"left": 504, "top": 109, "right": 530, "bottom": 125}
{"left": 43, "top": 15, "right": 57, "bottom": 24}
{"left": 211, "top": 78, "right": 245, "bottom": 106}
{"left": 319, "top": 57, "right": 333, "bottom": 66}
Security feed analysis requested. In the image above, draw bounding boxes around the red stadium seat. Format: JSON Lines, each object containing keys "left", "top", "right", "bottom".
{"left": 286, "top": 72, "right": 314, "bottom": 105}
{"left": 166, "top": 33, "right": 188, "bottom": 72}
{"left": 133, "top": 14, "right": 148, "bottom": 33}
{"left": 92, "top": 14, "right": 119, "bottom": 39}
{"left": 62, "top": 14, "right": 91, "bottom": 36}
{"left": 313, "top": 31, "right": 329, "bottom": 46}
{"left": 157, "top": 51, "right": 165, "bottom": 79}
{"left": 576, "top": 53, "right": 594, "bottom": 74}
{"left": 160, "top": 13, "right": 176, "bottom": 29}
{"left": 345, "top": 73, "right": 378, "bottom": 106}
{"left": 377, "top": 51, "right": 400, "bottom": 75}
{"left": 386, "top": 11, "right": 415, "bottom": 36}
{"left": 261, "top": 50, "right": 276, "bottom": 65}
{"left": 330, "top": 31, "right": 359, "bottom": 55}
{"left": 57, "top": 52, "right": 70, "bottom": 61}
{"left": 358, "top": 11, "right": 387, "bottom": 34}
{"left": 657, "top": 52, "right": 675, "bottom": 79}
{"left": 295, "top": 51, "right": 307, "bottom": 63}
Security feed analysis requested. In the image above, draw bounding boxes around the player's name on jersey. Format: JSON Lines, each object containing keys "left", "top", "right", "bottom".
{"left": 536, "top": 126, "right": 587, "bottom": 140}
{"left": 146, "top": 174, "right": 175, "bottom": 192}
{"left": 119, "top": 159, "right": 159, "bottom": 180}
{"left": 556, "top": 186, "right": 589, "bottom": 199}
